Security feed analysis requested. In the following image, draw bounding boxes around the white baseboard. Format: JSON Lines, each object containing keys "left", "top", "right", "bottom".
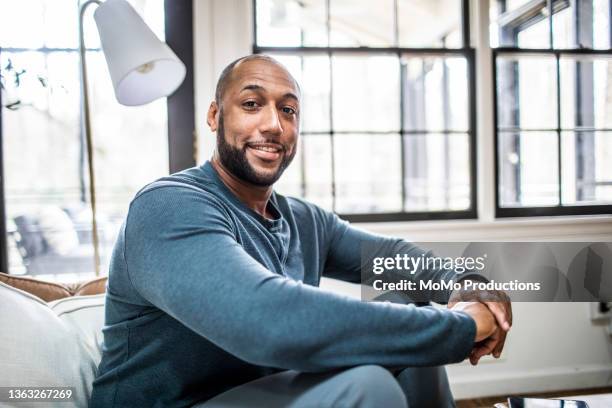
{"left": 450, "top": 364, "right": 612, "bottom": 399}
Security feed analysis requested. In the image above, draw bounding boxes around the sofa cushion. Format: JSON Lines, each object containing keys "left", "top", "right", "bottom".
{"left": 0, "top": 273, "right": 72, "bottom": 302}
{"left": 0, "top": 281, "right": 104, "bottom": 408}
{"left": 48, "top": 294, "right": 106, "bottom": 365}
{"left": 0, "top": 273, "right": 107, "bottom": 302}
{"left": 71, "top": 276, "right": 108, "bottom": 297}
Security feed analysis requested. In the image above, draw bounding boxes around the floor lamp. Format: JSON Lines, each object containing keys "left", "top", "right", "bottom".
{"left": 79, "top": 0, "right": 186, "bottom": 275}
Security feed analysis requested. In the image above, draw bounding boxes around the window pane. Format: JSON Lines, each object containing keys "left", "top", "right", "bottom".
{"left": 404, "top": 133, "right": 470, "bottom": 211}
{"left": 517, "top": 16, "right": 550, "bottom": 48}
{"left": 496, "top": 55, "right": 558, "bottom": 130}
{"left": 498, "top": 132, "right": 560, "bottom": 207}
{"left": 47, "top": 51, "right": 80, "bottom": 123}
{"left": 593, "top": 0, "right": 611, "bottom": 49}
{"left": 269, "top": 53, "right": 331, "bottom": 132}
{"left": 334, "top": 134, "right": 402, "bottom": 213}
{"left": 0, "top": 0, "right": 45, "bottom": 48}
{"left": 560, "top": 55, "right": 611, "bottom": 130}
{"left": 303, "top": 135, "right": 333, "bottom": 210}
{"left": 256, "top": 0, "right": 328, "bottom": 47}
{"left": 43, "top": 0, "right": 78, "bottom": 48}
{"left": 1, "top": 51, "right": 48, "bottom": 110}
{"left": 2, "top": 51, "right": 87, "bottom": 280}
{"left": 330, "top": 0, "right": 395, "bottom": 47}
{"left": 398, "top": 0, "right": 463, "bottom": 48}
{"left": 332, "top": 54, "right": 400, "bottom": 132}
{"left": 553, "top": 0, "right": 611, "bottom": 49}
{"left": 490, "top": 0, "right": 551, "bottom": 48}
{"left": 136, "top": 0, "right": 165, "bottom": 41}
{"left": 402, "top": 55, "right": 468, "bottom": 132}
{"left": 562, "top": 131, "right": 612, "bottom": 204}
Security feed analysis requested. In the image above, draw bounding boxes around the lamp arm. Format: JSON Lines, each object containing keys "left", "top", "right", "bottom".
{"left": 79, "top": 0, "right": 103, "bottom": 276}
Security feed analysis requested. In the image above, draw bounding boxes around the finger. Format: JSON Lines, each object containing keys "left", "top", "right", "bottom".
{"left": 499, "top": 292, "right": 513, "bottom": 327}
{"left": 470, "top": 331, "right": 501, "bottom": 364}
{"left": 470, "top": 342, "right": 493, "bottom": 365}
{"left": 492, "top": 330, "right": 507, "bottom": 358}
{"left": 487, "top": 301, "right": 510, "bottom": 330}
{"left": 474, "top": 337, "right": 497, "bottom": 359}
{"left": 485, "top": 301, "right": 511, "bottom": 331}
{"left": 470, "top": 351, "right": 478, "bottom": 365}
{"left": 506, "top": 299, "right": 513, "bottom": 326}
{"left": 469, "top": 348, "right": 482, "bottom": 365}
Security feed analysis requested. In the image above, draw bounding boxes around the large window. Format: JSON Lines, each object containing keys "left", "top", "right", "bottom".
{"left": 254, "top": 0, "right": 477, "bottom": 222}
{"left": 492, "top": 0, "right": 612, "bottom": 216}
{"left": 0, "top": 0, "right": 192, "bottom": 281}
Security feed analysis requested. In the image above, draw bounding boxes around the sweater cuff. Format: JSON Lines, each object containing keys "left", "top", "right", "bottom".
{"left": 447, "top": 310, "right": 477, "bottom": 363}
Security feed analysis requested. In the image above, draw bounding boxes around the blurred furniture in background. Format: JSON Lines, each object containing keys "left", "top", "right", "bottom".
{"left": 7, "top": 205, "right": 115, "bottom": 277}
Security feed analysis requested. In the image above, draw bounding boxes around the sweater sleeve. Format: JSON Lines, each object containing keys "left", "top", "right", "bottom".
{"left": 124, "top": 186, "right": 476, "bottom": 372}
{"left": 320, "top": 209, "right": 487, "bottom": 303}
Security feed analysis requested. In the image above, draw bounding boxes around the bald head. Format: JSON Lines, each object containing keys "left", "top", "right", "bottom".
{"left": 214, "top": 54, "right": 300, "bottom": 108}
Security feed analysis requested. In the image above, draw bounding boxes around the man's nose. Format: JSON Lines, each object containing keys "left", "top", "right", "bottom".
{"left": 259, "top": 104, "right": 283, "bottom": 136}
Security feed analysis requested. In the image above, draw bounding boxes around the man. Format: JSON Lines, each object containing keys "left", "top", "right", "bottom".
{"left": 90, "top": 54, "right": 512, "bottom": 408}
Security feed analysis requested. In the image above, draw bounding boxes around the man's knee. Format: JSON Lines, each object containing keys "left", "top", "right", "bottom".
{"left": 395, "top": 366, "right": 455, "bottom": 408}
{"left": 330, "top": 365, "right": 407, "bottom": 408}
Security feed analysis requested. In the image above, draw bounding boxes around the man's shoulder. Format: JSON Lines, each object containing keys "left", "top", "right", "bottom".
{"left": 134, "top": 167, "right": 209, "bottom": 198}
{"left": 129, "top": 169, "right": 228, "bottom": 214}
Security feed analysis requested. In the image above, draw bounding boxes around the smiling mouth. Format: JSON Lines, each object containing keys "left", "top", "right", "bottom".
{"left": 246, "top": 142, "right": 283, "bottom": 162}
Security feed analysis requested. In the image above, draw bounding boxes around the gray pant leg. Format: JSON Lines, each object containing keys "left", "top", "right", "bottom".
{"left": 194, "top": 365, "right": 408, "bottom": 408}
{"left": 394, "top": 366, "right": 455, "bottom": 408}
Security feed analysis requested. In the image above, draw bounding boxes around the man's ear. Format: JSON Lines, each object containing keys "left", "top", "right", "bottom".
{"left": 207, "top": 101, "right": 219, "bottom": 132}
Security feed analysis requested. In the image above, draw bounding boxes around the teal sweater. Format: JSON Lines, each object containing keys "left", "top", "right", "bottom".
{"left": 90, "top": 161, "right": 476, "bottom": 408}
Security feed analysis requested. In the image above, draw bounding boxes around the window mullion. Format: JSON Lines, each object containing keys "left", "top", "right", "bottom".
{"left": 0, "top": 49, "right": 8, "bottom": 273}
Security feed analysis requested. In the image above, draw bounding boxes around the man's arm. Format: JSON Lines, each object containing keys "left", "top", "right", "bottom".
{"left": 320, "top": 210, "right": 484, "bottom": 302}
{"left": 319, "top": 208, "right": 512, "bottom": 362}
{"left": 124, "top": 186, "right": 478, "bottom": 372}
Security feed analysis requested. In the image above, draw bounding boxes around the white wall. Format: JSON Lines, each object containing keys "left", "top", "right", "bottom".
{"left": 192, "top": 0, "right": 612, "bottom": 399}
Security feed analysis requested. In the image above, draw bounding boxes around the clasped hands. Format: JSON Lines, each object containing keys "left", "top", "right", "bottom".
{"left": 448, "top": 283, "right": 513, "bottom": 366}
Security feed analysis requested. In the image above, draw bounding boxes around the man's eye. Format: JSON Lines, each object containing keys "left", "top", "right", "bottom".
{"left": 282, "top": 107, "right": 296, "bottom": 115}
{"left": 243, "top": 101, "right": 259, "bottom": 109}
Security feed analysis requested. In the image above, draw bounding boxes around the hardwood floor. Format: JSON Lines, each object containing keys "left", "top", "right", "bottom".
{"left": 456, "top": 386, "right": 612, "bottom": 408}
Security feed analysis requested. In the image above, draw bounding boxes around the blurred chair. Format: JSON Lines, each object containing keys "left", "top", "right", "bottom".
{"left": 8, "top": 205, "right": 111, "bottom": 276}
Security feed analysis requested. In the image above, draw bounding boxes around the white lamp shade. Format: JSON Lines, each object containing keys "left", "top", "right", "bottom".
{"left": 93, "top": 0, "right": 186, "bottom": 106}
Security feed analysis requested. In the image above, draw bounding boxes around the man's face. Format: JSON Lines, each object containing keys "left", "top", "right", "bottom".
{"left": 212, "top": 59, "right": 300, "bottom": 186}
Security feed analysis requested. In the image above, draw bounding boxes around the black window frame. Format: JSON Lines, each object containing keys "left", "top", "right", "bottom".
{"left": 493, "top": 0, "right": 612, "bottom": 217}
{"left": 252, "top": 0, "right": 478, "bottom": 223}
{"left": 0, "top": 0, "right": 195, "bottom": 273}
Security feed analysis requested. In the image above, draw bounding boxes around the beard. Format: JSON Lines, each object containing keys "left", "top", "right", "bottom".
{"left": 216, "top": 112, "right": 296, "bottom": 187}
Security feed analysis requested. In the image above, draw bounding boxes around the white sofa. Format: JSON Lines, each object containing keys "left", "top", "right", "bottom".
{"left": 0, "top": 277, "right": 361, "bottom": 408}
{"left": 0, "top": 281, "right": 105, "bottom": 408}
